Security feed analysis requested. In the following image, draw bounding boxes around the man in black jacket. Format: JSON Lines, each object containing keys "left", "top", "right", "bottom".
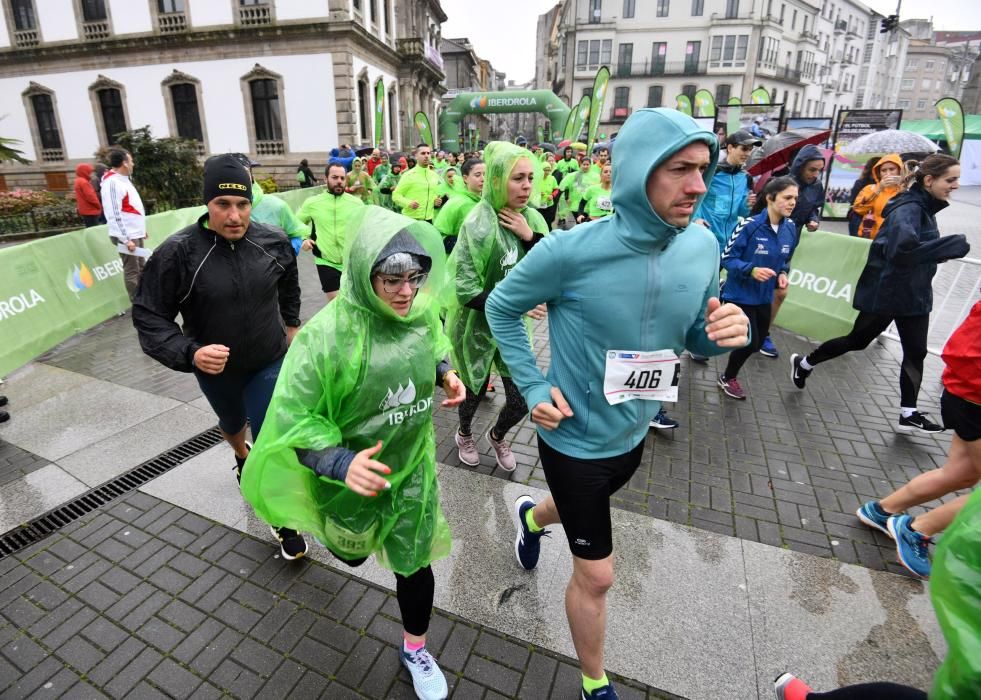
{"left": 132, "top": 154, "right": 307, "bottom": 560}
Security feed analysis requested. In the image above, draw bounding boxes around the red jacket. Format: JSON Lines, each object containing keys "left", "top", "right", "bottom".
{"left": 73, "top": 164, "right": 102, "bottom": 216}
{"left": 366, "top": 156, "right": 382, "bottom": 176}
{"left": 942, "top": 300, "right": 981, "bottom": 404}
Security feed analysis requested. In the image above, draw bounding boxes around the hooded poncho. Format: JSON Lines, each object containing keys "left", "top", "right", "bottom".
{"left": 444, "top": 142, "right": 548, "bottom": 392}
{"left": 241, "top": 206, "right": 452, "bottom": 575}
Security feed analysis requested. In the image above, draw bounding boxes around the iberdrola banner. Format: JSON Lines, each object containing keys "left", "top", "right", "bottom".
{"left": 0, "top": 187, "right": 326, "bottom": 378}
{"left": 774, "top": 230, "right": 871, "bottom": 341}
{"left": 675, "top": 95, "right": 692, "bottom": 116}
{"left": 750, "top": 87, "right": 771, "bottom": 105}
{"left": 566, "top": 95, "right": 590, "bottom": 142}
{"left": 693, "top": 89, "right": 716, "bottom": 118}
{"left": 586, "top": 66, "right": 610, "bottom": 152}
{"left": 414, "top": 111, "right": 434, "bottom": 148}
{"left": 726, "top": 96, "right": 742, "bottom": 135}
{"left": 374, "top": 79, "right": 386, "bottom": 147}
{"left": 935, "top": 97, "right": 965, "bottom": 159}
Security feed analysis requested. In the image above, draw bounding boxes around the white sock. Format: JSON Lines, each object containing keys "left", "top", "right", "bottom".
{"left": 900, "top": 407, "right": 917, "bottom": 418}
{"left": 799, "top": 357, "right": 814, "bottom": 371}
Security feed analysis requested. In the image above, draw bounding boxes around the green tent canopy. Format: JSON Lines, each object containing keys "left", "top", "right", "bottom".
{"left": 899, "top": 114, "right": 981, "bottom": 140}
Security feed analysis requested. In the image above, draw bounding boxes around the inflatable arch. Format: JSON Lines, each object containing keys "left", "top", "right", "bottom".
{"left": 438, "top": 91, "right": 571, "bottom": 152}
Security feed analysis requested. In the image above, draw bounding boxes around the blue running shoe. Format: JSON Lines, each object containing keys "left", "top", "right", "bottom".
{"left": 887, "top": 515, "right": 931, "bottom": 580}
{"left": 649, "top": 407, "right": 680, "bottom": 430}
{"left": 514, "top": 495, "right": 549, "bottom": 570}
{"left": 582, "top": 681, "right": 620, "bottom": 699}
{"left": 759, "top": 335, "right": 779, "bottom": 358}
{"left": 856, "top": 500, "right": 892, "bottom": 537}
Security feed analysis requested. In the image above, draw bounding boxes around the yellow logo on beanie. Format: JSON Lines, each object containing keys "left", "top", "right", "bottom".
{"left": 218, "top": 183, "right": 248, "bottom": 191}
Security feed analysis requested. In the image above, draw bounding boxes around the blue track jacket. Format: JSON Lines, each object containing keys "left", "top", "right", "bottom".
{"left": 485, "top": 109, "right": 740, "bottom": 459}
{"left": 693, "top": 162, "right": 752, "bottom": 249}
{"left": 720, "top": 211, "right": 797, "bottom": 306}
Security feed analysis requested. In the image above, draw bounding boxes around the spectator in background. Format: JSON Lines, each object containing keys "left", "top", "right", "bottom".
{"left": 851, "top": 154, "right": 905, "bottom": 240}
{"left": 101, "top": 147, "right": 147, "bottom": 302}
{"left": 296, "top": 159, "right": 317, "bottom": 188}
{"left": 73, "top": 163, "right": 102, "bottom": 227}
{"left": 366, "top": 148, "right": 383, "bottom": 177}
{"left": 90, "top": 164, "right": 108, "bottom": 224}
{"left": 847, "top": 158, "right": 880, "bottom": 236}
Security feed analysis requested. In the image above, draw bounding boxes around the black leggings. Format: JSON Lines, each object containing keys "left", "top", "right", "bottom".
{"left": 807, "top": 682, "right": 926, "bottom": 699}
{"left": 333, "top": 554, "right": 435, "bottom": 636}
{"left": 458, "top": 375, "right": 528, "bottom": 438}
{"left": 806, "top": 311, "right": 929, "bottom": 407}
{"left": 724, "top": 302, "right": 772, "bottom": 379}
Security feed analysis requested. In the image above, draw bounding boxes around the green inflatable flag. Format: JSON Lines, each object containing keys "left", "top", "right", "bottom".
{"left": 675, "top": 95, "right": 693, "bottom": 116}
{"left": 374, "top": 79, "right": 386, "bottom": 147}
{"left": 727, "top": 97, "right": 742, "bottom": 134}
{"left": 414, "top": 111, "right": 434, "bottom": 148}
{"left": 935, "top": 97, "right": 965, "bottom": 159}
{"left": 566, "top": 95, "right": 590, "bottom": 142}
{"left": 750, "top": 87, "right": 771, "bottom": 105}
{"left": 586, "top": 66, "right": 610, "bottom": 152}
{"left": 693, "top": 89, "right": 716, "bottom": 118}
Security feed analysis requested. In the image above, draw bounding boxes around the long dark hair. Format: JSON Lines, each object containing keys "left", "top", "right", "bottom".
{"left": 750, "top": 176, "right": 798, "bottom": 216}
{"left": 902, "top": 153, "right": 959, "bottom": 191}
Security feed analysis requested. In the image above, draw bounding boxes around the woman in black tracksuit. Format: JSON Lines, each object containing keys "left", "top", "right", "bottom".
{"left": 790, "top": 154, "right": 970, "bottom": 433}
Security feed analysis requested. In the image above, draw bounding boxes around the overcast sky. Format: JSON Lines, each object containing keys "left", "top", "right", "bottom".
{"left": 441, "top": 0, "right": 981, "bottom": 84}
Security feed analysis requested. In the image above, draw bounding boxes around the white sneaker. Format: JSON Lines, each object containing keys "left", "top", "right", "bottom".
{"left": 401, "top": 647, "right": 448, "bottom": 700}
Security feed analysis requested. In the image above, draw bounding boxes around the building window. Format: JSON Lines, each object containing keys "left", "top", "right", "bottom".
{"left": 169, "top": 84, "right": 203, "bottom": 142}
{"left": 916, "top": 99, "right": 927, "bottom": 110}
{"left": 388, "top": 89, "right": 398, "bottom": 148}
{"left": 651, "top": 42, "right": 667, "bottom": 74}
{"left": 582, "top": 87, "right": 593, "bottom": 99}
{"left": 906, "top": 58, "right": 918, "bottom": 69}
{"left": 382, "top": 0, "right": 390, "bottom": 35}
{"left": 710, "top": 34, "right": 748, "bottom": 67}
{"left": 617, "top": 43, "right": 633, "bottom": 76}
{"left": 647, "top": 85, "right": 663, "bottom": 107}
{"left": 897, "top": 99, "right": 910, "bottom": 109}
{"left": 251, "top": 79, "right": 282, "bottom": 141}
{"left": 368, "top": 0, "right": 377, "bottom": 25}
{"left": 924, "top": 60, "right": 935, "bottom": 70}
{"left": 715, "top": 84, "right": 731, "bottom": 104}
{"left": 577, "top": 40, "right": 588, "bottom": 68}
{"left": 656, "top": 0, "right": 669, "bottom": 17}
{"left": 691, "top": 0, "right": 703, "bottom": 16}
{"left": 613, "top": 86, "right": 629, "bottom": 107}
{"left": 921, "top": 78, "right": 932, "bottom": 90}
{"left": 158, "top": 0, "right": 184, "bottom": 10}
{"left": 725, "top": 0, "right": 739, "bottom": 18}
{"left": 588, "top": 40, "right": 600, "bottom": 67}
{"left": 601, "top": 39, "right": 612, "bottom": 65}
{"left": 681, "top": 84, "right": 697, "bottom": 102}
{"left": 685, "top": 41, "right": 701, "bottom": 73}
{"left": 791, "top": 9, "right": 796, "bottom": 28}
{"left": 357, "top": 74, "right": 370, "bottom": 142}
{"left": 900, "top": 78, "right": 913, "bottom": 90}
{"left": 589, "top": 0, "right": 601, "bottom": 23}
{"left": 622, "top": 0, "right": 634, "bottom": 18}
{"left": 23, "top": 83, "right": 65, "bottom": 161}
{"left": 96, "top": 89, "right": 126, "bottom": 144}
{"left": 79, "top": 0, "right": 107, "bottom": 19}
{"left": 10, "top": 0, "right": 36, "bottom": 29}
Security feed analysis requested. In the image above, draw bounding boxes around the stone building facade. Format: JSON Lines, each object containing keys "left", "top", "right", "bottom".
{"left": 0, "top": 0, "right": 446, "bottom": 191}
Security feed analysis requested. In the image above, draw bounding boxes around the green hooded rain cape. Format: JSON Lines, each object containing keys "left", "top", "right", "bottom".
{"left": 444, "top": 142, "right": 548, "bottom": 392}
{"left": 241, "top": 206, "right": 452, "bottom": 576}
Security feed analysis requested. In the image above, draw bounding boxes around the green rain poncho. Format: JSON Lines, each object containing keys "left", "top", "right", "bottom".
{"left": 436, "top": 166, "right": 464, "bottom": 204}
{"left": 241, "top": 207, "right": 452, "bottom": 576}
{"left": 249, "top": 181, "right": 310, "bottom": 244}
{"left": 346, "top": 159, "right": 375, "bottom": 204}
{"left": 433, "top": 189, "right": 481, "bottom": 239}
{"left": 536, "top": 170, "right": 559, "bottom": 208}
{"left": 444, "top": 142, "right": 548, "bottom": 392}
{"left": 560, "top": 166, "right": 598, "bottom": 219}
{"left": 929, "top": 487, "right": 981, "bottom": 699}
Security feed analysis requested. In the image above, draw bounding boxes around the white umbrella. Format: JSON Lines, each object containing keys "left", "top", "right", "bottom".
{"left": 841, "top": 129, "right": 940, "bottom": 155}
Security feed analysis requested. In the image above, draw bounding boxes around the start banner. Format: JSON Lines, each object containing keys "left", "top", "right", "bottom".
{"left": 775, "top": 230, "right": 871, "bottom": 341}
{"left": 0, "top": 187, "right": 324, "bottom": 378}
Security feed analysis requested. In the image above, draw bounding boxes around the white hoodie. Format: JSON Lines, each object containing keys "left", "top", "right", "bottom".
{"left": 101, "top": 170, "right": 145, "bottom": 241}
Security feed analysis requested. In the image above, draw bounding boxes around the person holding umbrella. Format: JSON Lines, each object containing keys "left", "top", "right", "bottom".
{"left": 850, "top": 154, "right": 906, "bottom": 239}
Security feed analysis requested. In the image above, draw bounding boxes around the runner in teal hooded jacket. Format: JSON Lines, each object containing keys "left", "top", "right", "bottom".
{"left": 486, "top": 108, "right": 743, "bottom": 459}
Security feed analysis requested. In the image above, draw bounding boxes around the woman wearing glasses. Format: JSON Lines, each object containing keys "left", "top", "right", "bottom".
{"left": 241, "top": 207, "right": 465, "bottom": 700}
{"left": 445, "top": 141, "right": 549, "bottom": 472}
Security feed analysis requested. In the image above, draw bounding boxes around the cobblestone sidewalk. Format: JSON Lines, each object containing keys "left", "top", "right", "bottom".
{"left": 0, "top": 492, "right": 671, "bottom": 700}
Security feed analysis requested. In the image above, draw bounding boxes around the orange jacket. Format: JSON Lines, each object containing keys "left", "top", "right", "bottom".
{"left": 851, "top": 153, "right": 904, "bottom": 239}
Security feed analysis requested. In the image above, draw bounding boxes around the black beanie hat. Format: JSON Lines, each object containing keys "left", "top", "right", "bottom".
{"left": 203, "top": 155, "right": 253, "bottom": 204}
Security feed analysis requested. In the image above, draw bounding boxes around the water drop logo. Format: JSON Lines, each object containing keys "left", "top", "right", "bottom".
{"left": 379, "top": 379, "right": 417, "bottom": 410}
{"left": 939, "top": 106, "right": 956, "bottom": 119}
{"left": 66, "top": 263, "right": 94, "bottom": 294}
{"left": 469, "top": 95, "right": 489, "bottom": 110}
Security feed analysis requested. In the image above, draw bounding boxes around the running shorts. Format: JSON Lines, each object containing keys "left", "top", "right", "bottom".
{"left": 538, "top": 435, "right": 645, "bottom": 560}
{"left": 316, "top": 265, "right": 342, "bottom": 293}
{"left": 941, "top": 389, "right": 981, "bottom": 442}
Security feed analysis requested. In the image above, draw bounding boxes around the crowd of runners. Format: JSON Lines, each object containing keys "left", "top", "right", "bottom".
{"left": 124, "top": 107, "right": 979, "bottom": 700}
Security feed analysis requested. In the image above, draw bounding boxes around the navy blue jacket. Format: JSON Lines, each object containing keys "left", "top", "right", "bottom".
{"left": 789, "top": 144, "right": 826, "bottom": 231}
{"left": 721, "top": 211, "right": 798, "bottom": 306}
{"left": 853, "top": 184, "right": 969, "bottom": 317}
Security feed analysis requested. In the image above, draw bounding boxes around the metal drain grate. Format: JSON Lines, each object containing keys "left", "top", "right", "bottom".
{"left": 0, "top": 427, "right": 224, "bottom": 560}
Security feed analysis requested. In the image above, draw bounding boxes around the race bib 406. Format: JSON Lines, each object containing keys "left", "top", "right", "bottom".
{"left": 603, "top": 349, "right": 680, "bottom": 405}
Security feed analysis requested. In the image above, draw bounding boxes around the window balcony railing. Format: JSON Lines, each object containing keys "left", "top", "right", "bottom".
{"left": 709, "top": 11, "right": 755, "bottom": 23}
{"left": 255, "top": 140, "right": 284, "bottom": 157}
{"left": 608, "top": 59, "right": 708, "bottom": 78}
{"left": 82, "top": 20, "right": 111, "bottom": 41}
{"left": 157, "top": 11, "right": 187, "bottom": 33}
{"left": 12, "top": 28, "right": 39, "bottom": 48}
{"left": 239, "top": 4, "right": 271, "bottom": 26}
{"left": 40, "top": 148, "right": 64, "bottom": 162}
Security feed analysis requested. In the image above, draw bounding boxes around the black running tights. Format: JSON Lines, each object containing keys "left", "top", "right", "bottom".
{"left": 458, "top": 375, "right": 528, "bottom": 438}
{"left": 334, "top": 555, "right": 435, "bottom": 636}
{"left": 806, "top": 311, "right": 929, "bottom": 408}
{"left": 807, "top": 682, "right": 926, "bottom": 699}
{"left": 723, "top": 302, "right": 772, "bottom": 379}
